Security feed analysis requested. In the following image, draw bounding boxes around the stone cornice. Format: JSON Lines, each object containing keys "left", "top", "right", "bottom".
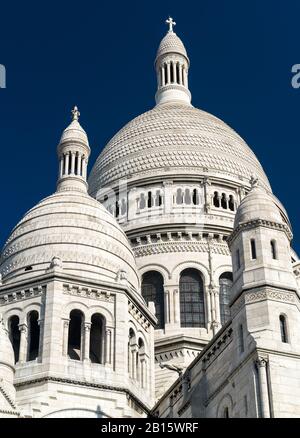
{"left": 228, "top": 219, "right": 292, "bottom": 246}
{"left": 14, "top": 376, "right": 150, "bottom": 415}
{"left": 230, "top": 284, "right": 300, "bottom": 318}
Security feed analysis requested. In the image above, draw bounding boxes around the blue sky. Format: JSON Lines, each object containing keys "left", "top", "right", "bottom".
{"left": 0, "top": 0, "right": 299, "bottom": 253}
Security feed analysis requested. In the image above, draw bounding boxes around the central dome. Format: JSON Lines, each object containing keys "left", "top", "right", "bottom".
{"left": 88, "top": 102, "right": 270, "bottom": 195}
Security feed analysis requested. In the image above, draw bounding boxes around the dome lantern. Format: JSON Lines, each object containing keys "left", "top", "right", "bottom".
{"left": 57, "top": 106, "right": 91, "bottom": 193}
{"left": 155, "top": 18, "right": 191, "bottom": 105}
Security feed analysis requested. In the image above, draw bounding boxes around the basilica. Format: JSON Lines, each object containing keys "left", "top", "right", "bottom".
{"left": 1, "top": 18, "right": 300, "bottom": 418}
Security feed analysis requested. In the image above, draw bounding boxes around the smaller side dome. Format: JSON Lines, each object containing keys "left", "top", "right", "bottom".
{"left": 234, "top": 184, "right": 284, "bottom": 229}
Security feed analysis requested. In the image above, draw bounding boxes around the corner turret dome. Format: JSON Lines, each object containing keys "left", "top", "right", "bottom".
{"left": 234, "top": 181, "right": 286, "bottom": 229}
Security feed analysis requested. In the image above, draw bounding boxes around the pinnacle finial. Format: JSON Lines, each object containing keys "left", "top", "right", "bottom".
{"left": 71, "top": 106, "right": 80, "bottom": 121}
{"left": 166, "top": 16, "right": 176, "bottom": 33}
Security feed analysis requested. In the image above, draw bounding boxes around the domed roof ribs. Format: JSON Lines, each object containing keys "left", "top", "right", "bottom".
{"left": 56, "top": 106, "right": 91, "bottom": 193}
{"left": 155, "top": 18, "right": 191, "bottom": 106}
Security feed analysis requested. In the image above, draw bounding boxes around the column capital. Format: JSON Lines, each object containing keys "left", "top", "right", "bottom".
{"left": 255, "top": 355, "right": 269, "bottom": 368}
{"left": 18, "top": 323, "right": 27, "bottom": 333}
{"left": 84, "top": 322, "right": 92, "bottom": 331}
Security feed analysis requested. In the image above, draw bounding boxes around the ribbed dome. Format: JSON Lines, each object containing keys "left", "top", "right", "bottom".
{"left": 0, "top": 190, "right": 139, "bottom": 290}
{"left": 234, "top": 186, "right": 284, "bottom": 229}
{"left": 156, "top": 32, "right": 188, "bottom": 60}
{"left": 88, "top": 103, "right": 270, "bottom": 194}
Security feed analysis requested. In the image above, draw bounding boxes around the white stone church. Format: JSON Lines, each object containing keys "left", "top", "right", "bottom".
{"left": 1, "top": 18, "right": 300, "bottom": 418}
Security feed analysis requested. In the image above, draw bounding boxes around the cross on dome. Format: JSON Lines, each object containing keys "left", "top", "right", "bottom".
{"left": 71, "top": 105, "right": 80, "bottom": 121}
{"left": 166, "top": 16, "right": 176, "bottom": 33}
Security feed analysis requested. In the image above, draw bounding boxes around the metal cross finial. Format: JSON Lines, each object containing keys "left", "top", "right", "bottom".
{"left": 71, "top": 105, "right": 80, "bottom": 121}
{"left": 166, "top": 16, "right": 176, "bottom": 33}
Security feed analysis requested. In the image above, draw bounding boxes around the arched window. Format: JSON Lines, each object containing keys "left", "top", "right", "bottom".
{"left": 179, "top": 269, "right": 205, "bottom": 328}
{"left": 213, "top": 191, "right": 220, "bottom": 207}
{"left": 279, "top": 315, "right": 288, "bottom": 343}
{"left": 228, "top": 195, "right": 235, "bottom": 211}
{"left": 170, "top": 61, "right": 174, "bottom": 83}
{"left": 142, "top": 271, "right": 165, "bottom": 329}
{"left": 250, "top": 239, "right": 257, "bottom": 260}
{"left": 271, "top": 240, "right": 277, "bottom": 260}
{"left": 27, "top": 311, "right": 40, "bottom": 361}
{"left": 221, "top": 193, "right": 227, "bottom": 209}
{"left": 224, "top": 407, "right": 230, "bottom": 418}
{"left": 140, "top": 193, "right": 146, "bottom": 210}
{"left": 184, "top": 188, "right": 191, "bottom": 205}
{"left": 8, "top": 316, "right": 20, "bottom": 363}
{"left": 68, "top": 310, "right": 84, "bottom": 361}
{"left": 192, "top": 189, "right": 200, "bottom": 205}
{"left": 128, "top": 328, "right": 136, "bottom": 377}
{"left": 147, "top": 191, "right": 152, "bottom": 208}
{"left": 90, "top": 314, "right": 105, "bottom": 364}
{"left": 176, "top": 188, "right": 184, "bottom": 205}
{"left": 164, "top": 63, "right": 168, "bottom": 84}
{"left": 138, "top": 338, "right": 146, "bottom": 388}
{"left": 219, "top": 272, "right": 233, "bottom": 325}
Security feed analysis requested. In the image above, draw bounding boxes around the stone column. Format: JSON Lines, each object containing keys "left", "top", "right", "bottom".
{"left": 214, "top": 288, "right": 221, "bottom": 326}
{"left": 256, "top": 357, "right": 270, "bottom": 418}
{"left": 167, "top": 62, "right": 171, "bottom": 85}
{"left": 205, "top": 285, "right": 212, "bottom": 328}
{"left": 179, "top": 64, "right": 183, "bottom": 85}
{"left": 64, "top": 152, "right": 69, "bottom": 175}
{"left": 18, "top": 323, "right": 28, "bottom": 363}
{"left": 132, "top": 345, "right": 138, "bottom": 380}
{"left": 60, "top": 156, "right": 64, "bottom": 177}
{"left": 62, "top": 319, "right": 70, "bottom": 356}
{"left": 105, "top": 328, "right": 112, "bottom": 364}
{"left": 140, "top": 356, "right": 147, "bottom": 388}
{"left": 173, "top": 289, "right": 180, "bottom": 324}
{"left": 71, "top": 152, "right": 76, "bottom": 174}
{"left": 83, "top": 322, "right": 91, "bottom": 362}
{"left": 164, "top": 289, "right": 170, "bottom": 324}
{"left": 161, "top": 66, "right": 165, "bottom": 86}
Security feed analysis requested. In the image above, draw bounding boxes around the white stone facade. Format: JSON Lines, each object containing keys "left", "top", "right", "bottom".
{"left": 1, "top": 20, "right": 300, "bottom": 418}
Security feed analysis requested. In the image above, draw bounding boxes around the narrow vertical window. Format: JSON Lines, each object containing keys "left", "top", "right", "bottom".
{"left": 27, "top": 311, "right": 40, "bottom": 361}
{"left": 213, "top": 192, "right": 220, "bottom": 207}
{"left": 8, "top": 316, "right": 20, "bottom": 363}
{"left": 170, "top": 61, "right": 174, "bottom": 83}
{"left": 236, "top": 249, "right": 241, "bottom": 270}
{"left": 147, "top": 191, "right": 152, "bottom": 208}
{"left": 68, "top": 310, "right": 83, "bottom": 361}
{"left": 90, "top": 313, "right": 104, "bottom": 364}
{"left": 250, "top": 239, "right": 257, "bottom": 260}
{"left": 239, "top": 324, "right": 244, "bottom": 353}
{"left": 224, "top": 407, "right": 230, "bottom": 418}
{"left": 279, "top": 315, "right": 288, "bottom": 343}
{"left": 271, "top": 240, "right": 277, "bottom": 260}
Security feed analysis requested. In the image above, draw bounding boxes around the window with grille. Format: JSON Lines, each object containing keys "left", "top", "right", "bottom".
{"left": 219, "top": 272, "right": 233, "bottom": 325}
{"left": 142, "top": 271, "right": 165, "bottom": 329}
{"left": 179, "top": 269, "right": 205, "bottom": 328}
